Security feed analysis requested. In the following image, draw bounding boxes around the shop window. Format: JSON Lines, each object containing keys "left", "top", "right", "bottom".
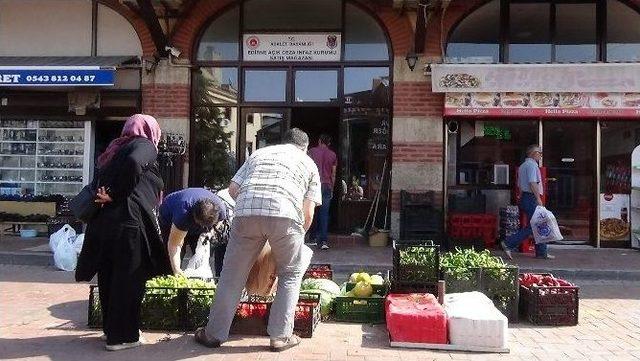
{"left": 294, "top": 70, "right": 338, "bottom": 103}
{"left": 447, "top": 120, "right": 538, "bottom": 188}
{"left": 508, "top": 3, "right": 552, "bottom": 63}
{"left": 446, "top": 0, "right": 500, "bottom": 64}
{"left": 193, "top": 68, "right": 239, "bottom": 105}
{"left": 555, "top": 3, "right": 597, "bottom": 63}
{"left": 243, "top": 70, "right": 287, "bottom": 102}
{"left": 344, "top": 67, "right": 390, "bottom": 107}
{"left": 607, "top": 0, "right": 640, "bottom": 62}
{"left": 243, "top": 0, "right": 341, "bottom": 30}
{"left": 191, "top": 106, "right": 238, "bottom": 189}
{"left": 344, "top": 4, "right": 390, "bottom": 61}
{"left": 196, "top": 6, "right": 240, "bottom": 61}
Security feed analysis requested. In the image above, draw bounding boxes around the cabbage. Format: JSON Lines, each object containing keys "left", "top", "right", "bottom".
{"left": 301, "top": 278, "right": 340, "bottom": 296}
{"left": 302, "top": 289, "right": 333, "bottom": 316}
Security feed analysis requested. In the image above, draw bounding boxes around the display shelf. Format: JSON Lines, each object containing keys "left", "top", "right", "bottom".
{"left": 0, "top": 120, "right": 89, "bottom": 196}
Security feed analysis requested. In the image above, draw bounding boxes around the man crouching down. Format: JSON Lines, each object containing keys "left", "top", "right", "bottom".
{"left": 194, "top": 128, "right": 321, "bottom": 352}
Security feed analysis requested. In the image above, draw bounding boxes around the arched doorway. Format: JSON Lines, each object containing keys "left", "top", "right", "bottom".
{"left": 189, "top": 0, "right": 393, "bottom": 235}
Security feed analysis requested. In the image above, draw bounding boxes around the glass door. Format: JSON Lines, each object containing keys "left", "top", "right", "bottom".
{"left": 239, "top": 108, "right": 290, "bottom": 164}
{"left": 543, "top": 121, "right": 596, "bottom": 245}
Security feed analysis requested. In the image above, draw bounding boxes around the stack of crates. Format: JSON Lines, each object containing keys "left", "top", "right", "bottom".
{"left": 448, "top": 213, "right": 497, "bottom": 249}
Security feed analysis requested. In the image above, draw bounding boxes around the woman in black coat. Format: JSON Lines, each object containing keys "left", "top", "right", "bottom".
{"left": 76, "top": 114, "right": 171, "bottom": 351}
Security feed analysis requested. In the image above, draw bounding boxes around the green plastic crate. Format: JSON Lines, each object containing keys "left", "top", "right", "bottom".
{"left": 333, "top": 296, "right": 385, "bottom": 324}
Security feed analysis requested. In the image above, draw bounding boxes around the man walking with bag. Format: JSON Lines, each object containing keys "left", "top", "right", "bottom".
{"left": 194, "top": 128, "right": 321, "bottom": 352}
{"left": 501, "top": 144, "right": 554, "bottom": 260}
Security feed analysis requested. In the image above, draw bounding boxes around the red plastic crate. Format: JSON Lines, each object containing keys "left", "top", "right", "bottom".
{"left": 386, "top": 293, "right": 447, "bottom": 344}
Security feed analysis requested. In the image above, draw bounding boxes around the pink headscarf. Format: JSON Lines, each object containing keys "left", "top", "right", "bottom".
{"left": 97, "top": 114, "right": 161, "bottom": 168}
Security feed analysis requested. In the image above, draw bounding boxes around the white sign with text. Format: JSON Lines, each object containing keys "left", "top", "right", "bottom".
{"left": 243, "top": 33, "right": 341, "bottom": 62}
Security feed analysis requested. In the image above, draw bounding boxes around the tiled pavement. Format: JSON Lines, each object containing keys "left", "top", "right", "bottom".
{"left": 1, "top": 264, "right": 640, "bottom": 361}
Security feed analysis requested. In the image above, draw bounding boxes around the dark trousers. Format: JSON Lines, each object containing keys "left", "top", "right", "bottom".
{"left": 96, "top": 219, "right": 148, "bottom": 345}
{"left": 309, "top": 184, "right": 333, "bottom": 246}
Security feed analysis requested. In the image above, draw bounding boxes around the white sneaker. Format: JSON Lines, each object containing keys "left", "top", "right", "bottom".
{"left": 321, "top": 244, "right": 329, "bottom": 250}
{"left": 105, "top": 341, "right": 142, "bottom": 351}
{"left": 100, "top": 330, "right": 142, "bottom": 342}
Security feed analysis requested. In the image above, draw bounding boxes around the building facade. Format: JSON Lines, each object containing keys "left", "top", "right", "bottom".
{"left": 1, "top": 0, "right": 639, "bottom": 249}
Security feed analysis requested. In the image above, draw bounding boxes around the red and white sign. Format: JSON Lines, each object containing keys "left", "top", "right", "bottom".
{"left": 243, "top": 33, "right": 341, "bottom": 62}
{"left": 444, "top": 92, "right": 640, "bottom": 118}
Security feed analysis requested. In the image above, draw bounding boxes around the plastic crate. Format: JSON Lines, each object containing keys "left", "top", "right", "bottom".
{"left": 87, "top": 285, "right": 215, "bottom": 331}
{"left": 441, "top": 265, "right": 519, "bottom": 322}
{"left": 392, "top": 241, "right": 440, "bottom": 284}
{"left": 390, "top": 280, "right": 438, "bottom": 296}
{"left": 519, "top": 275, "right": 579, "bottom": 326}
{"left": 333, "top": 295, "right": 385, "bottom": 324}
{"left": 304, "top": 264, "right": 333, "bottom": 280}
{"left": 230, "top": 293, "right": 321, "bottom": 338}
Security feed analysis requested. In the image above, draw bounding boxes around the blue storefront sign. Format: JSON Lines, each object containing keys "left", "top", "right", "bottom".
{"left": 0, "top": 67, "right": 115, "bottom": 87}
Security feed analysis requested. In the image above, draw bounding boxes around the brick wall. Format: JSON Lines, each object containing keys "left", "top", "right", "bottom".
{"left": 99, "top": 0, "right": 156, "bottom": 57}
{"left": 393, "top": 82, "right": 444, "bottom": 117}
{"left": 392, "top": 142, "right": 443, "bottom": 163}
{"left": 141, "top": 84, "right": 190, "bottom": 118}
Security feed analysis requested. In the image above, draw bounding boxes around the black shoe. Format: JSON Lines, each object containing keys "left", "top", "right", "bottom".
{"left": 194, "top": 327, "right": 221, "bottom": 348}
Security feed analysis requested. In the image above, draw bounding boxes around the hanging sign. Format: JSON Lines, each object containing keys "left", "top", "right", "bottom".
{"left": 0, "top": 66, "right": 115, "bottom": 87}
{"left": 444, "top": 92, "right": 640, "bottom": 118}
{"left": 243, "top": 33, "right": 341, "bottom": 62}
{"left": 431, "top": 63, "right": 640, "bottom": 93}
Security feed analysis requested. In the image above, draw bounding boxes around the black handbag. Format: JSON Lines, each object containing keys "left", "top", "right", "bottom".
{"left": 69, "top": 184, "right": 99, "bottom": 223}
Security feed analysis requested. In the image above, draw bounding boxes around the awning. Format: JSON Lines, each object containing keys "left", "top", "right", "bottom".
{"left": 0, "top": 56, "right": 139, "bottom": 67}
{"left": 0, "top": 57, "right": 139, "bottom": 87}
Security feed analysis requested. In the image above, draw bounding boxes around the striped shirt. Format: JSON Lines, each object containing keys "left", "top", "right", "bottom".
{"left": 231, "top": 144, "right": 322, "bottom": 225}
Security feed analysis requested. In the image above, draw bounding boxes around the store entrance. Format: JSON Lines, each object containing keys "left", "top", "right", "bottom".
{"left": 543, "top": 121, "right": 597, "bottom": 245}
{"left": 292, "top": 107, "right": 342, "bottom": 235}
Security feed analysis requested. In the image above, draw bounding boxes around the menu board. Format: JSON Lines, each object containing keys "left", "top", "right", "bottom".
{"left": 444, "top": 92, "right": 640, "bottom": 118}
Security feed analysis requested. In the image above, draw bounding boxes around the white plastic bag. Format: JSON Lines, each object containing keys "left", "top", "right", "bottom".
{"left": 183, "top": 232, "right": 213, "bottom": 279}
{"left": 53, "top": 236, "right": 78, "bottom": 271}
{"left": 530, "top": 206, "right": 563, "bottom": 244}
{"left": 73, "top": 234, "right": 85, "bottom": 255}
{"left": 49, "top": 224, "right": 77, "bottom": 252}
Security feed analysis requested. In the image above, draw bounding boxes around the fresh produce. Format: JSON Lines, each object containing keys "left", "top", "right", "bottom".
{"left": 519, "top": 273, "right": 574, "bottom": 288}
{"left": 349, "top": 272, "right": 372, "bottom": 284}
{"left": 352, "top": 281, "right": 374, "bottom": 298}
{"left": 396, "top": 245, "right": 439, "bottom": 282}
{"left": 300, "top": 278, "right": 341, "bottom": 316}
{"left": 145, "top": 274, "right": 216, "bottom": 290}
{"left": 370, "top": 275, "right": 385, "bottom": 285}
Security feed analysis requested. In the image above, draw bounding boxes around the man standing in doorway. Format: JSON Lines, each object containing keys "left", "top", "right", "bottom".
{"left": 308, "top": 134, "right": 337, "bottom": 250}
{"left": 194, "top": 128, "right": 321, "bottom": 352}
{"left": 501, "top": 144, "right": 554, "bottom": 260}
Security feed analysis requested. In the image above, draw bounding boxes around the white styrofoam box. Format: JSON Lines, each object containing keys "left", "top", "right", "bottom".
{"left": 444, "top": 292, "right": 509, "bottom": 349}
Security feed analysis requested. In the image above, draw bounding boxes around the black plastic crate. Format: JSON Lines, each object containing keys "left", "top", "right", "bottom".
{"left": 441, "top": 265, "right": 519, "bottom": 322}
{"left": 448, "top": 194, "right": 486, "bottom": 214}
{"left": 399, "top": 191, "right": 443, "bottom": 241}
{"left": 519, "top": 275, "right": 579, "bottom": 326}
{"left": 304, "top": 264, "right": 333, "bottom": 280}
{"left": 390, "top": 280, "right": 438, "bottom": 296}
{"left": 392, "top": 241, "right": 440, "bottom": 284}
{"left": 87, "top": 285, "right": 215, "bottom": 331}
{"left": 230, "top": 293, "right": 321, "bottom": 338}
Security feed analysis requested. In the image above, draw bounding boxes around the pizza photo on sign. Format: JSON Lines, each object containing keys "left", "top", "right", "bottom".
{"left": 600, "top": 218, "right": 630, "bottom": 240}
{"left": 439, "top": 73, "right": 480, "bottom": 89}
{"left": 471, "top": 92, "right": 498, "bottom": 107}
{"left": 445, "top": 93, "right": 471, "bottom": 107}
{"left": 559, "top": 93, "right": 586, "bottom": 108}
{"left": 623, "top": 93, "right": 640, "bottom": 108}
{"left": 590, "top": 93, "right": 620, "bottom": 108}
{"left": 501, "top": 92, "right": 530, "bottom": 108}
{"left": 531, "top": 93, "right": 558, "bottom": 108}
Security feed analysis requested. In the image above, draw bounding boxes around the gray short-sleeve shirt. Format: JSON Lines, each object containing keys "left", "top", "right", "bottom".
{"left": 518, "top": 157, "right": 542, "bottom": 195}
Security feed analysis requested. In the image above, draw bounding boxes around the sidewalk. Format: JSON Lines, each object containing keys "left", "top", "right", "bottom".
{"left": 1, "top": 264, "right": 640, "bottom": 361}
{"left": 2, "top": 235, "right": 640, "bottom": 280}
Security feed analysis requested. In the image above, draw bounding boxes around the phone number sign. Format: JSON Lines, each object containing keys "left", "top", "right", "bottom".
{"left": 0, "top": 67, "right": 115, "bottom": 87}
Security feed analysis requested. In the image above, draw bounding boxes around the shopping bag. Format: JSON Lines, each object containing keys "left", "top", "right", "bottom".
{"left": 49, "top": 224, "right": 77, "bottom": 252}
{"left": 184, "top": 231, "right": 214, "bottom": 279}
{"left": 246, "top": 243, "right": 278, "bottom": 297}
{"left": 530, "top": 206, "right": 563, "bottom": 244}
{"left": 53, "top": 236, "right": 78, "bottom": 271}
{"left": 73, "top": 234, "right": 85, "bottom": 255}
